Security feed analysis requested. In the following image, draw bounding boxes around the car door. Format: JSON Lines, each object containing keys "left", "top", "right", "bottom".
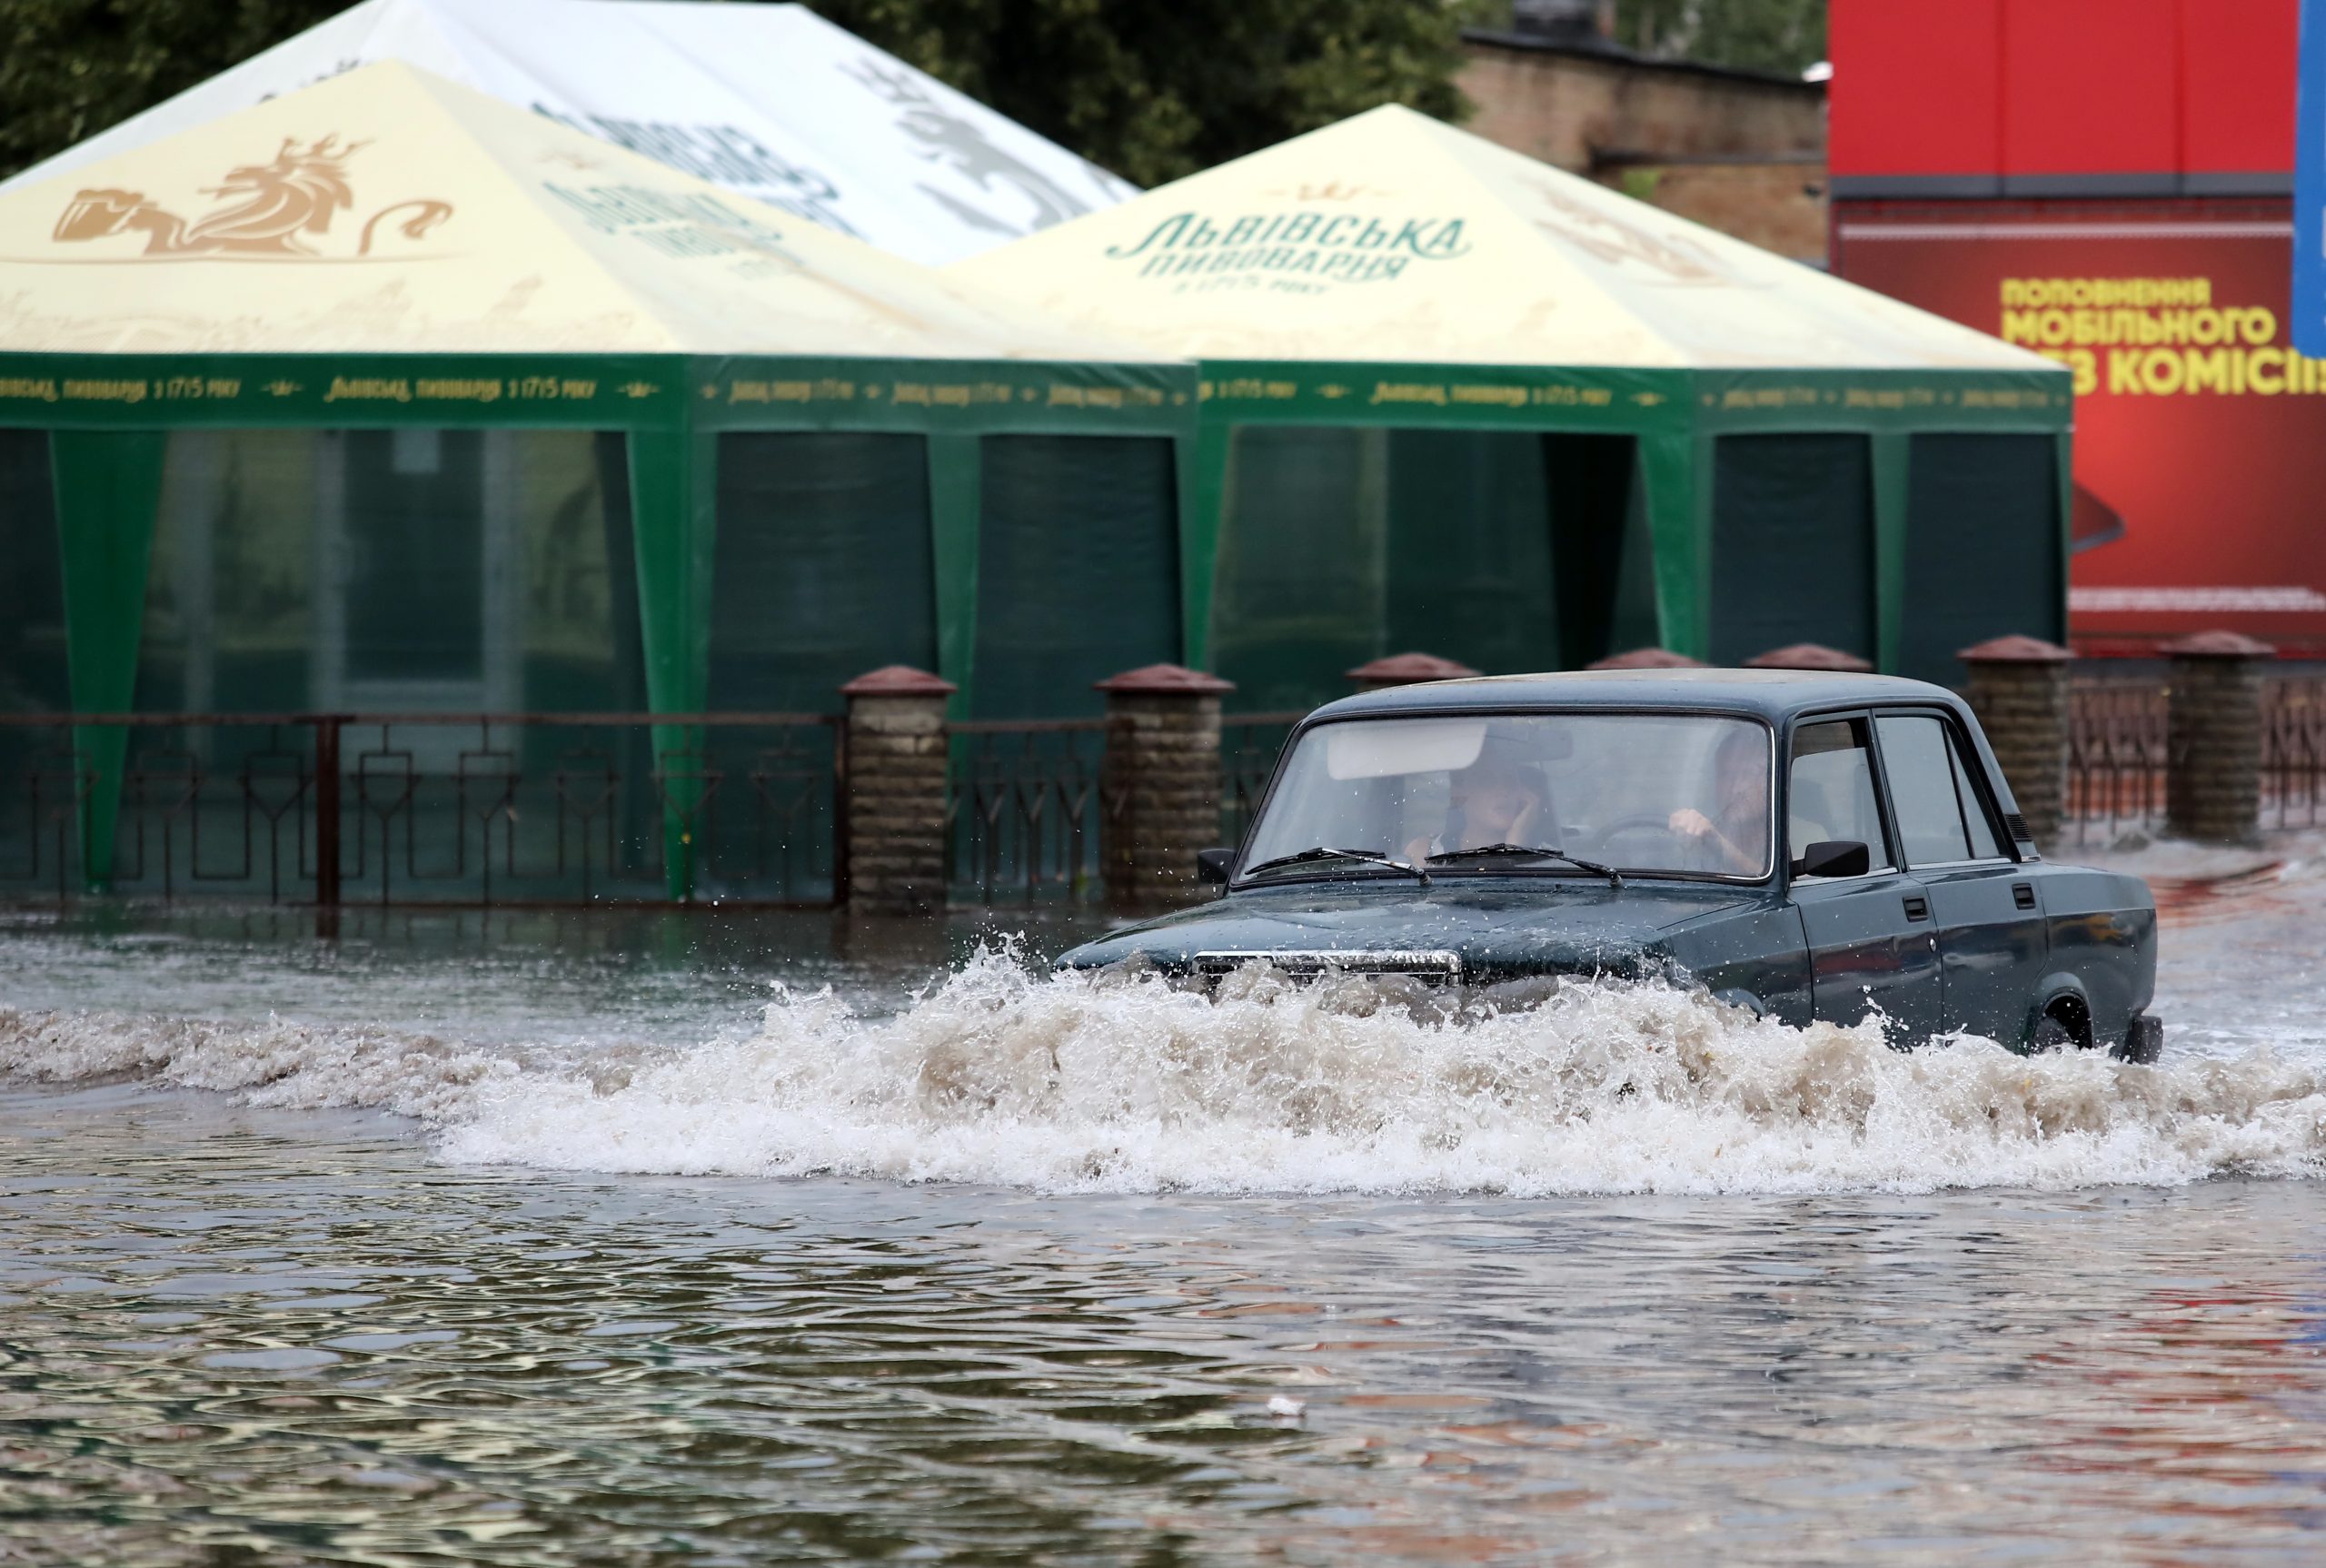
{"left": 1786, "top": 715, "right": 1943, "bottom": 1046}
{"left": 1872, "top": 710, "right": 2048, "bottom": 1047}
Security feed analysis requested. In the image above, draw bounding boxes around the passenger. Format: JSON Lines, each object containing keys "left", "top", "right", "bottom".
{"left": 1405, "top": 753, "right": 1546, "bottom": 865}
{"left": 1668, "top": 727, "right": 1771, "bottom": 875}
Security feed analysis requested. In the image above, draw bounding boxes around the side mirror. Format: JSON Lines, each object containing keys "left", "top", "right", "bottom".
{"left": 1793, "top": 839, "right": 1871, "bottom": 879}
{"left": 1196, "top": 848, "right": 1236, "bottom": 885}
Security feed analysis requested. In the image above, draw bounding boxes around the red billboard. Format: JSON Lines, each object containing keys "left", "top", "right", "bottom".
{"left": 1834, "top": 203, "right": 2326, "bottom": 653}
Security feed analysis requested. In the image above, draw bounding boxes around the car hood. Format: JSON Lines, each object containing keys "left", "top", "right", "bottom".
{"left": 1058, "top": 877, "right": 1764, "bottom": 977}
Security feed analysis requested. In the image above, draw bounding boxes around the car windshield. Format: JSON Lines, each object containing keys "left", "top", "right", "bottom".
{"left": 1241, "top": 712, "right": 1774, "bottom": 881}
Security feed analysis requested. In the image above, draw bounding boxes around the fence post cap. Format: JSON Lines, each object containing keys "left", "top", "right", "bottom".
{"left": 840, "top": 664, "right": 958, "bottom": 697}
{"left": 2160, "top": 630, "right": 2276, "bottom": 660}
{"left": 1094, "top": 662, "right": 1235, "bottom": 696}
{"left": 1346, "top": 651, "right": 1482, "bottom": 686}
{"left": 1957, "top": 634, "right": 2074, "bottom": 664}
{"left": 1743, "top": 642, "right": 1874, "bottom": 672}
{"left": 1585, "top": 646, "right": 1706, "bottom": 670}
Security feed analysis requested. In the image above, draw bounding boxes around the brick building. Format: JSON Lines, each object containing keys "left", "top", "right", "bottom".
{"left": 1457, "top": 1, "right": 1828, "bottom": 263}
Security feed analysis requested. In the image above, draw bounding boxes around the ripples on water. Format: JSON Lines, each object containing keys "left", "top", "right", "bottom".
{"left": 3, "top": 839, "right": 2324, "bottom": 1562}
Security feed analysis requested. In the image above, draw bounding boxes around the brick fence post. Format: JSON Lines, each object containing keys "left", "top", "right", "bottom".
{"left": 1098, "top": 663, "right": 1233, "bottom": 908}
{"left": 1959, "top": 634, "right": 2073, "bottom": 849}
{"left": 1587, "top": 647, "right": 1707, "bottom": 670}
{"left": 1347, "top": 651, "right": 1480, "bottom": 691}
{"left": 839, "top": 665, "right": 955, "bottom": 916}
{"left": 1744, "top": 642, "right": 1874, "bottom": 672}
{"left": 2163, "top": 630, "right": 2274, "bottom": 845}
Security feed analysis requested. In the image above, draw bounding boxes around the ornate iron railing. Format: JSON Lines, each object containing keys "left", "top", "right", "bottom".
{"left": 2066, "top": 680, "right": 2168, "bottom": 846}
{"left": 0, "top": 712, "right": 841, "bottom": 908}
{"left": 1219, "top": 710, "right": 1305, "bottom": 853}
{"left": 944, "top": 719, "right": 1118, "bottom": 905}
{"left": 2262, "top": 677, "right": 2326, "bottom": 831}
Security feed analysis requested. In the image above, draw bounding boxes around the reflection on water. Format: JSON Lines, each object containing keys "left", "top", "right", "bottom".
{"left": 7, "top": 1089, "right": 2326, "bottom": 1563}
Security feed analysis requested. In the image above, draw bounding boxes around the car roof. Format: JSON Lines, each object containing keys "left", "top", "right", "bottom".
{"left": 1303, "top": 668, "right": 1968, "bottom": 723}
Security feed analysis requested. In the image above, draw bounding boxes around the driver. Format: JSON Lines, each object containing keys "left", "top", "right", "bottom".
{"left": 1405, "top": 752, "right": 1545, "bottom": 866}
{"left": 1668, "top": 727, "right": 1772, "bottom": 875}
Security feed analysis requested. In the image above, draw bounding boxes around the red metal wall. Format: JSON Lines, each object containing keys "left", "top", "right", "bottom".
{"left": 1829, "top": 0, "right": 2297, "bottom": 188}
{"left": 1831, "top": 3, "right": 2322, "bottom": 653}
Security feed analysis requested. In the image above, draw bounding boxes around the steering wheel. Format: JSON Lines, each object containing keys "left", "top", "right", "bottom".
{"left": 1592, "top": 812, "right": 1682, "bottom": 866}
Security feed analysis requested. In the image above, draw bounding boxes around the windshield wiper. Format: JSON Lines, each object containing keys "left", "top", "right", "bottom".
{"left": 1241, "top": 846, "right": 1432, "bottom": 885}
{"left": 1425, "top": 842, "right": 1624, "bottom": 888}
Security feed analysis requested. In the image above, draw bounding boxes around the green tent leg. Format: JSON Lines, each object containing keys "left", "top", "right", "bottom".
{"left": 1637, "top": 429, "right": 1709, "bottom": 661}
{"left": 928, "top": 433, "right": 980, "bottom": 719}
{"left": 1869, "top": 432, "right": 1912, "bottom": 674}
{"left": 627, "top": 425, "right": 713, "bottom": 901}
{"left": 1180, "top": 422, "right": 1232, "bottom": 672}
{"left": 52, "top": 430, "right": 167, "bottom": 892}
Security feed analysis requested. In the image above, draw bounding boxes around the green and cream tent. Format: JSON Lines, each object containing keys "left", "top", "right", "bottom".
{"left": 0, "top": 62, "right": 1196, "bottom": 888}
{"left": 952, "top": 104, "right": 2069, "bottom": 707}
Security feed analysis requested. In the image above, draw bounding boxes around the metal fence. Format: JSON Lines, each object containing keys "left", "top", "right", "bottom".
{"left": 2065, "top": 680, "right": 2169, "bottom": 846}
{"left": 1219, "top": 710, "right": 1305, "bottom": 853}
{"left": 2065, "top": 674, "right": 2326, "bottom": 841}
{"left": 944, "top": 719, "right": 1118, "bottom": 905}
{"left": 2262, "top": 678, "right": 2326, "bottom": 831}
{"left": 0, "top": 712, "right": 840, "bottom": 908}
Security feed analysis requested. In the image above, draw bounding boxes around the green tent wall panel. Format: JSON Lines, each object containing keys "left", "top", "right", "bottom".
{"left": 1383, "top": 430, "right": 1562, "bottom": 680}
{"left": 1900, "top": 433, "right": 2064, "bottom": 685}
{"left": 973, "top": 433, "right": 1179, "bottom": 719}
{"left": 0, "top": 429, "right": 67, "bottom": 714}
{"left": 1211, "top": 425, "right": 1386, "bottom": 713}
{"left": 709, "top": 431, "right": 940, "bottom": 714}
{"left": 1709, "top": 433, "right": 1878, "bottom": 667}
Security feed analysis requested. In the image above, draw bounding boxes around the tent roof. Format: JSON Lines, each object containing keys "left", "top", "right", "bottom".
{"left": 1, "top": 0, "right": 1133, "bottom": 267}
{"left": 0, "top": 62, "right": 1172, "bottom": 360}
{"left": 951, "top": 104, "right": 2055, "bottom": 372}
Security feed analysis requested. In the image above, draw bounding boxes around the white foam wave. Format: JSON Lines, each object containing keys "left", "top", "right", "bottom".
{"left": 9, "top": 951, "right": 2326, "bottom": 1195}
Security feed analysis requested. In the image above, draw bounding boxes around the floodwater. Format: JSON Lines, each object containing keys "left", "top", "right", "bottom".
{"left": 4, "top": 838, "right": 2325, "bottom": 1564}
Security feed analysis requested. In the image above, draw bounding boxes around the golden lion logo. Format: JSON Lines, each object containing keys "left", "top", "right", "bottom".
{"left": 53, "top": 134, "right": 452, "bottom": 259}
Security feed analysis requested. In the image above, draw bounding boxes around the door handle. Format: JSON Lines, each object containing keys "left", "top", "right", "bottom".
{"left": 1903, "top": 894, "right": 1931, "bottom": 922}
{"left": 2013, "top": 882, "right": 2036, "bottom": 910}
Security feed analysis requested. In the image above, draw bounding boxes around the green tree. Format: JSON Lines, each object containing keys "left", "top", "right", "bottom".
{"left": 1606, "top": 0, "right": 1827, "bottom": 79}
{"left": 0, "top": 0, "right": 1471, "bottom": 188}
{"left": 0, "top": 0, "right": 347, "bottom": 180}
{"left": 805, "top": 0, "right": 1469, "bottom": 188}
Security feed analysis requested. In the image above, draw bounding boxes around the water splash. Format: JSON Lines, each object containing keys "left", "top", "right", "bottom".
{"left": 10, "top": 948, "right": 2324, "bottom": 1196}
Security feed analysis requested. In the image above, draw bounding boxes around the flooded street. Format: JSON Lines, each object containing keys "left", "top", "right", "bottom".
{"left": 5, "top": 835, "right": 2326, "bottom": 1563}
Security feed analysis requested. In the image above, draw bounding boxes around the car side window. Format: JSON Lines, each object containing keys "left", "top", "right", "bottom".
{"left": 1789, "top": 719, "right": 1894, "bottom": 876}
{"left": 1874, "top": 715, "right": 1973, "bottom": 865}
{"left": 1876, "top": 714, "right": 2003, "bottom": 866}
{"left": 1947, "top": 729, "right": 2004, "bottom": 859}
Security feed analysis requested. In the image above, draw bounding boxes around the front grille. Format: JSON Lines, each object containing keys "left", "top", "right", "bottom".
{"left": 1193, "top": 949, "right": 1464, "bottom": 987}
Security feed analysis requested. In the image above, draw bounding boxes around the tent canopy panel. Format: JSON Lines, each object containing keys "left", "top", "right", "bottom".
{"left": 951, "top": 104, "right": 2069, "bottom": 373}
{"left": 0, "top": 62, "right": 1165, "bottom": 362}
{"left": 974, "top": 433, "right": 1180, "bottom": 719}
{"left": 1900, "top": 433, "right": 2064, "bottom": 684}
{"left": 1708, "top": 433, "right": 1877, "bottom": 667}
{"left": 3, "top": 0, "right": 1134, "bottom": 267}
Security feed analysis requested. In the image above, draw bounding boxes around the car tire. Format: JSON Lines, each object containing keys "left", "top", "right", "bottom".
{"left": 2028, "top": 1014, "right": 2076, "bottom": 1055}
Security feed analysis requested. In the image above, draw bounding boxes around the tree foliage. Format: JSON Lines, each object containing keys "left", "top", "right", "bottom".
{"left": 1605, "top": 0, "right": 1827, "bottom": 79}
{"left": 804, "top": 0, "right": 1469, "bottom": 187}
{"left": 0, "top": 0, "right": 347, "bottom": 180}
{"left": 0, "top": 0, "right": 1471, "bottom": 188}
